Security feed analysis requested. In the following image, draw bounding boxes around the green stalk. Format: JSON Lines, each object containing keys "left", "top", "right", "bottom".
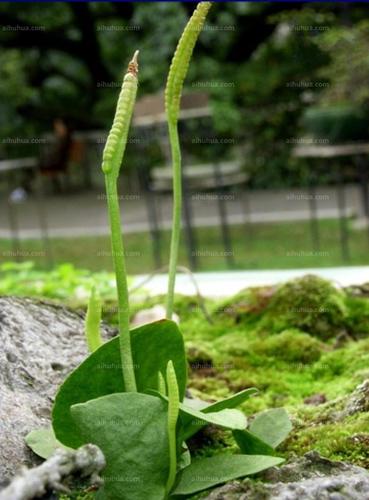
{"left": 166, "top": 122, "right": 182, "bottom": 319}
{"left": 158, "top": 371, "right": 167, "bottom": 396}
{"left": 102, "top": 51, "right": 139, "bottom": 392}
{"left": 85, "top": 286, "right": 103, "bottom": 353}
{"left": 165, "top": 360, "right": 180, "bottom": 495}
{"left": 105, "top": 176, "right": 136, "bottom": 392}
{"left": 165, "top": 2, "right": 212, "bottom": 319}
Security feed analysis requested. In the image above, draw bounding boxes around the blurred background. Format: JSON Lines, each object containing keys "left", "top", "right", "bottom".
{"left": 1, "top": 1, "right": 369, "bottom": 285}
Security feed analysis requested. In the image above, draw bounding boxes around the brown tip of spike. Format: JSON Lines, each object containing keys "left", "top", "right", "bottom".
{"left": 128, "top": 50, "right": 139, "bottom": 77}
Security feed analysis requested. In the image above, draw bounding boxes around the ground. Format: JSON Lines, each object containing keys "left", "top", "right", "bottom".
{"left": 99, "top": 275, "right": 369, "bottom": 474}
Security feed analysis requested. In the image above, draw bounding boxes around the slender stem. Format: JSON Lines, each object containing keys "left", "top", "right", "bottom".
{"left": 158, "top": 371, "right": 167, "bottom": 396}
{"left": 105, "top": 175, "right": 137, "bottom": 392}
{"left": 165, "top": 360, "right": 180, "bottom": 495}
{"left": 85, "top": 286, "right": 103, "bottom": 353}
{"left": 166, "top": 121, "right": 182, "bottom": 319}
{"left": 165, "top": 2, "right": 211, "bottom": 319}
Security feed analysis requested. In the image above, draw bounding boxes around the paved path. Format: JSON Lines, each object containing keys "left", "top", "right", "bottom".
{"left": 0, "top": 184, "right": 363, "bottom": 239}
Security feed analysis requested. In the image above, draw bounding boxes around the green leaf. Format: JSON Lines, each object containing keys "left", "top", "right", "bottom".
{"left": 152, "top": 392, "right": 247, "bottom": 435}
{"left": 233, "top": 429, "right": 276, "bottom": 456}
{"left": 171, "top": 454, "right": 285, "bottom": 496}
{"left": 177, "top": 444, "right": 191, "bottom": 471}
{"left": 182, "top": 397, "right": 209, "bottom": 411}
{"left": 179, "top": 404, "right": 247, "bottom": 433}
{"left": 25, "top": 427, "right": 72, "bottom": 459}
{"left": 71, "top": 392, "right": 169, "bottom": 500}
{"left": 183, "top": 388, "right": 257, "bottom": 413}
{"left": 180, "top": 388, "right": 257, "bottom": 440}
{"left": 249, "top": 408, "right": 292, "bottom": 448}
{"left": 203, "top": 388, "right": 258, "bottom": 413}
{"left": 53, "top": 320, "right": 187, "bottom": 449}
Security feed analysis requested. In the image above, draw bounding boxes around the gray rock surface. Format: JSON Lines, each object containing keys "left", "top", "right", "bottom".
{"left": 0, "top": 297, "right": 115, "bottom": 483}
{"left": 203, "top": 451, "right": 369, "bottom": 499}
{"left": 342, "top": 379, "right": 369, "bottom": 416}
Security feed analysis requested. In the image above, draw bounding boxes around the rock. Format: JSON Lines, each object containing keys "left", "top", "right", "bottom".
{"left": 203, "top": 451, "right": 369, "bottom": 499}
{"left": 327, "top": 379, "right": 369, "bottom": 422}
{"left": 343, "top": 379, "right": 369, "bottom": 416}
{"left": 131, "top": 304, "right": 179, "bottom": 327}
{"left": 304, "top": 393, "right": 327, "bottom": 406}
{"left": 0, "top": 297, "right": 115, "bottom": 482}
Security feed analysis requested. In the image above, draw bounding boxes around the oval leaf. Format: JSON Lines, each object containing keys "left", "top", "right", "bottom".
{"left": 233, "top": 429, "right": 276, "bottom": 456}
{"left": 171, "top": 454, "right": 284, "bottom": 496}
{"left": 249, "top": 408, "right": 292, "bottom": 448}
{"left": 179, "top": 404, "right": 247, "bottom": 433}
{"left": 53, "top": 320, "right": 187, "bottom": 448}
{"left": 71, "top": 392, "right": 169, "bottom": 500}
{"left": 203, "top": 388, "right": 258, "bottom": 413}
{"left": 25, "top": 427, "right": 72, "bottom": 459}
{"left": 180, "top": 388, "right": 256, "bottom": 440}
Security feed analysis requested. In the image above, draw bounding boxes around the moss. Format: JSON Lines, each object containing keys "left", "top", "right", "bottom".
{"left": 312, "top": 338, "right": 369, "bottom": 381}
{"left": 283, "top": 413, "right": 369, "bottom": 468}
{"left": 59, "top": 493, "right": 95, "bottom": 500}
{"left": 214, "top": 285, "right": 275, "bottom": 326}
{"left": 250, "top": 329, "right": 324, "bottom": 365}
{"left": 97, "top": 275, "right": 369, "bottom": 469}
{"left": 258, "top": 275, "right": 347, "bottom": 341}
{"left": 345, "top": 295, "right": 369, "bottom": 338}
{"left": 58, "top": 479, "right": 96, "bottom": 500}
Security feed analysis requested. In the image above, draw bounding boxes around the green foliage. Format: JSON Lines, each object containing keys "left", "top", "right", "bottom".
{"left": 40, "top": 6, "right": 293, "bottom": 498}
{"left": 178, "top": 402, "right": 247, "bottom": 433}
{"left": 202, "top": 388, "right": 258, "bottom": 414}
{"left": 171, "top": 454, "right": 284, "bottom": 496}
{"left": 0, "top": 50, "right": 35, "bottom": 142}
{"left": 0, "top": 261, "right": 121, "bottom": 303}
{"left": 180, "top": 389, "right": 257, "bottom": 440}
{"left": 233, "top": 408, "right": 291, "bottom": 457}
{"left": 233, "top": 429, "right": 276, "bottom": 456}
{"left": 317, "top": 20, "right": 369, "bottom": 107}
{"left": 249, "top": 408, "right": 292, "bottom": 448}
{"left": 52, "top": 319, "right": 187, "bottom": 448}
{"left": 71, "top": 393, "right": 169, "bottom": 500}
{"left": 2, "top": 3, "right": 369, "bottom": 189}
{"left": 302, "top": 104, "right": 369, "bottom": 143}
{"left": 25, "top": 427, "right": 72, "bottom": 459}
{"left": 37, "top": 269, "right": 369, "bottom": 500}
